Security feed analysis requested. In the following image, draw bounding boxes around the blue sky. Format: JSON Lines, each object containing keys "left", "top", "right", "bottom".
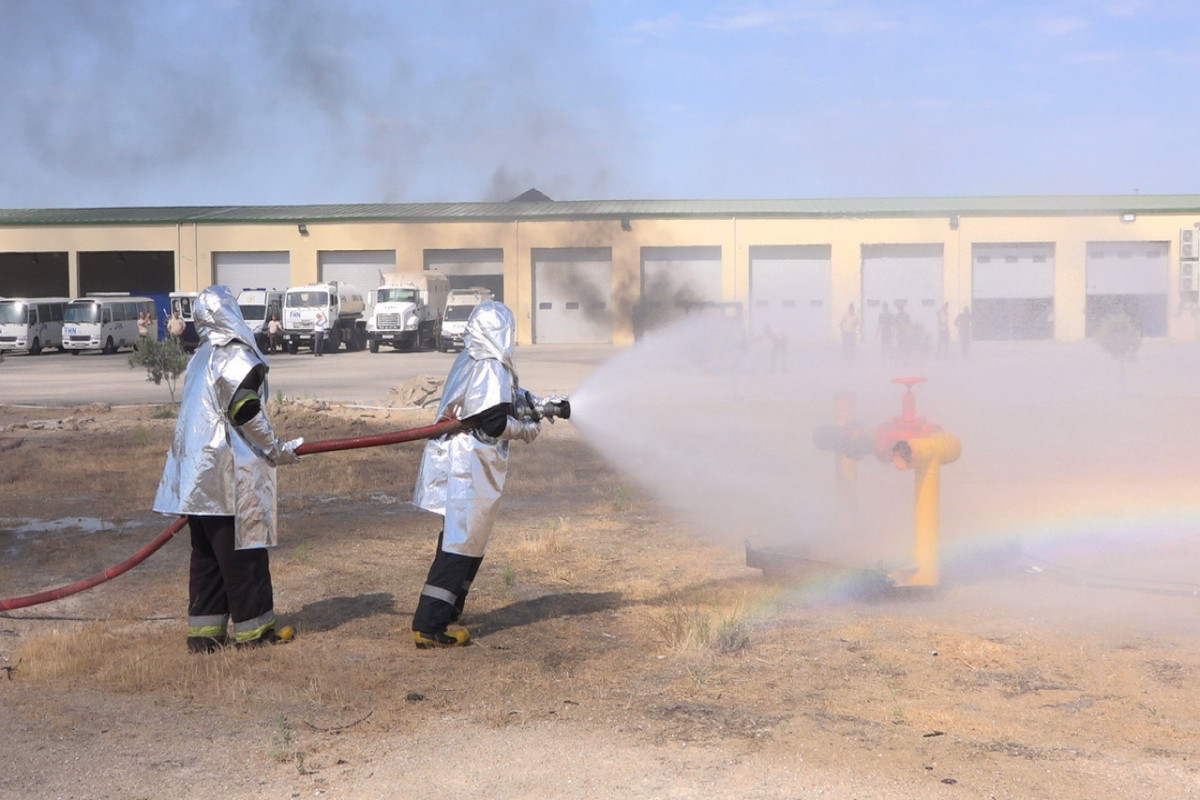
{"left": 2, "top": 0, "right": 1197, "bottom": 208}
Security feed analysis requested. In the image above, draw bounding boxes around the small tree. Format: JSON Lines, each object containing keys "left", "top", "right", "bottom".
{"left": 128, "top": 336, "right": 189, "bottom": 402}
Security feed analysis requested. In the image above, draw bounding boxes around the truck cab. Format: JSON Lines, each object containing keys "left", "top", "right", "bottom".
{"left": 366, "top": 272, "right": 450, "bottom": 352}
{"left": 280, "top": 281, "right": 367, "bottom": 353}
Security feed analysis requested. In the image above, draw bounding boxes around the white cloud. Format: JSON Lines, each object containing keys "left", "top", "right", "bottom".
{"left": 630, "top": 14, "right": 685, "bottom": 37}
{"left": 1033, "top": 15, "right": 1091, "bottom": 36}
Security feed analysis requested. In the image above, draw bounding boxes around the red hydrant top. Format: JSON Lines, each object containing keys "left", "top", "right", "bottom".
{"left": 874, "top": 377, "right": 940, "bottom": 462}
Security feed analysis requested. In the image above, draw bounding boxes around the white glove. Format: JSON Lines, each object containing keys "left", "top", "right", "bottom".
{"left": 501, "top": 417, "right": 540, "bottom": 443}
{"left": 275, "top": 437, "right": 304, "bottom": 466}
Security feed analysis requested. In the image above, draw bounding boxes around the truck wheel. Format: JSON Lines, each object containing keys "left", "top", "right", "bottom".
{"left": 29, "top": 338, "right": 41, "bottom": 356}
{"left": 368, "top": 339, "right": 379, "bottom": 353}
{"left": 327, "top": 328, "right": 341, "bottom": 352}
{"left": 102, "top": 336, "right": 116, "bottom": 355}
{"left": 287, "top": 341, "right": 298, "bottom": 355}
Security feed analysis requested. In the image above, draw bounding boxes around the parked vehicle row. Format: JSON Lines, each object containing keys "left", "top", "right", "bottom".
{"left": 0, "top": 295, "right": 158, "bottom": 355}
{"left": 2, "top": 275, "right": 484, "bottom": 357}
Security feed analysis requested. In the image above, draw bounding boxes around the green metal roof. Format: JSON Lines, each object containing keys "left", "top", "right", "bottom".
{"left": 3, "top": 195, "right": 1200, "bottom": 226}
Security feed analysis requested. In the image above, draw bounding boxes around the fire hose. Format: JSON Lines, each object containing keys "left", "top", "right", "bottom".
{"left": 0, "top": 417, "right": 469, "bottom": 613}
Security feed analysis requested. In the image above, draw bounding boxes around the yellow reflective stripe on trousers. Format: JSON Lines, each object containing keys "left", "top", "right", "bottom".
{"left": 233, "top": 610, "right": 276, "bottom": 643}
{"left": 188, "top": 614, "right": 228, "bottom": 639}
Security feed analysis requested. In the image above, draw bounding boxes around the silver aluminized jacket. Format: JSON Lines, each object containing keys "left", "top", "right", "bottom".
{"left": 414, "top": 301, "right": 537, "bottom": 557}
{"left": 154, "top": 285, "right": 294, "bottom": 550}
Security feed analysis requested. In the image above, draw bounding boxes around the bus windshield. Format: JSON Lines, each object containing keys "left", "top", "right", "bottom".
{"left": 0, "top": 302, "right": 25, "bottom": 324}
{"left": 287, "top": 291, "right": 329, "bottom": 308}
{"left": 64, "top": 303, "right": 100, "bottom": 323}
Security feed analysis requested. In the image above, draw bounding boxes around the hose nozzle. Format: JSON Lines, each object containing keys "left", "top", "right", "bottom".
{"left": 532, "top": 394, "right": 571, "bottom": 422}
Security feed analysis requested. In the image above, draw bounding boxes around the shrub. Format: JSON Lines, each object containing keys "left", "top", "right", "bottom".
{"left": 128, "top": 336, "right": 189, "bottom": 402}
{"left": 1095, "top": 312, "right": 1142, "bottom": 365}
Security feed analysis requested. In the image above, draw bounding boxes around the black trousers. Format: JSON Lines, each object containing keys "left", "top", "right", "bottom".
{"left": 412, "top": 530, "right": 483, "bottom": 635}
{"left": 188, "top": 515, "right": 274, "bottom": 627}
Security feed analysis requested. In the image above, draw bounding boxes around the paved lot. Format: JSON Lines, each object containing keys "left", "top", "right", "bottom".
{"left": 0, "top": 343, "right": 616, "bottom": 406}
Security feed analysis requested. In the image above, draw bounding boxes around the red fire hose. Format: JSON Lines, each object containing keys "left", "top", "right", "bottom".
{"left": 0, "top": 417, "right": 467, "bottom": 612}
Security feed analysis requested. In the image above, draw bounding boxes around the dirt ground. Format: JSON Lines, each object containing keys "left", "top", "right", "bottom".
{"left": 2, "top": 397, "right": 1200, "bottom": 800}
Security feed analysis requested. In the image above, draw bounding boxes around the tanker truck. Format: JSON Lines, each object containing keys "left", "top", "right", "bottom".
{"left": 365, "top": 271, "right": 450, "bottom": 352}
{"left": 279, "top": 280, "right": 367, "bottom": 354}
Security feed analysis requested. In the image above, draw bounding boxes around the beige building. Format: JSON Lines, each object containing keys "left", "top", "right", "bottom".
{"left": 2, "top": 194, "right": 1199, "bottom": 346}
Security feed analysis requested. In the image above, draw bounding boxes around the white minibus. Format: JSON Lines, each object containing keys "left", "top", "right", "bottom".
{"left": 62, "top": 295, "right": 157, "bottom": 354}
{"left": 0, "top": 297, "right": 70, "bottom": 355}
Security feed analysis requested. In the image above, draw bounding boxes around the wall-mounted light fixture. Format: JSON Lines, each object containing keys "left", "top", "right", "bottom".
{"left": 949, "top": 215, "right": 960, "bottom": 230}
{"left": 1121, "top": 212, "right": 1137, "bottom": 223}
{"left": 620, "top": 218, "right": 632, "bottom": 232}
{"left": 298, "top": 223, "right": 309, "bottom": 236}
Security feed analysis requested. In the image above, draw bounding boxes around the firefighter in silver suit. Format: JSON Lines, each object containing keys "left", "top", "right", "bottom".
{"left": 154, "top": 285, "right": 302, "bottom": 653}
{"left": 412, "top": 300, "right": 543, "bottom": 648}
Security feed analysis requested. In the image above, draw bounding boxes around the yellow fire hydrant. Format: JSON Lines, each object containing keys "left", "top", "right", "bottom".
{"left": 889, "top": 431, "right": 962, "bottom": 586}
{"left": 873, "top": 378, "right": 962, "bottom": 588}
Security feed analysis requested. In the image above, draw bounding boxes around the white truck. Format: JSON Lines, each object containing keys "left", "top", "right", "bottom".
{"left": 279, "top": 280, "right": 367, "bottom": 354}
{"left": 236, "top": 288, "right": 284, "bottom": 352}
{"left": 366, "top": 271, "right": 450, "bottom": 352}
{"left": 438, "top": 287, "right": 495, "bottom": 352}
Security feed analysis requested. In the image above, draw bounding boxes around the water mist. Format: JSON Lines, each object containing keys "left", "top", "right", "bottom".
{"left": 568, "top": 315, "right": 1200, "bottom": 629}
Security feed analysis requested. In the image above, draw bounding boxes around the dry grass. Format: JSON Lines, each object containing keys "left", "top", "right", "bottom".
{"left": 7, "top": 402, "right": 1200, "bottom": 799}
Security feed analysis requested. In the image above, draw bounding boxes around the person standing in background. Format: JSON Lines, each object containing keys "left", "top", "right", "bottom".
{"left": 956, "top": 306, "right": 973, "bottom": 358}
{"left": 313, "top": 310, "right": 327, "bottom": 357}
{"left": 840, "top": 303, "right": 861, "bottom": 361}
{"left": 937, "top": 302, "right": 951, "bottom": 359}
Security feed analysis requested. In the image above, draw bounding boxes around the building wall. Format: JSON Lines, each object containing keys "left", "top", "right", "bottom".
{"left": 2, "top": 210, "right": 1196, "bottom": 345}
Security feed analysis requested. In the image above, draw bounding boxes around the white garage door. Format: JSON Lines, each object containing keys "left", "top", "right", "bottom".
{"left": 213, "top": 252, "right": 291, "bottom": 293}
{"left": 532, "top": 247, "right": 613, "bottom": 344}
{"left": 749, "top": 244, "right": 831, "bottom": 343}
{"left": 639, "top": 246, "right": 722, "bottom": 334}
{"left": 1086, "top": 241, "right": 1167, "bottom": 294}
{"left": 1086, "top": 241, "right": 1168, "bottom": 336}
{"left": 319, "top": 250, "right": 396, "bottom": 292}
{"left": 861, "top": 243, "right": 943, "bottom": 342}
{"left": 972, "top": 243, "right": 1055, "bottom": 340}
{"left": 425, "top": 248, "right": 505, "bottom": 301}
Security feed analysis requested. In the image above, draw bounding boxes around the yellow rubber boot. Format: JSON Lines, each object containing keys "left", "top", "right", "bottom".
{"left": 414, "top": 628, "right": 470, "bottom": 649}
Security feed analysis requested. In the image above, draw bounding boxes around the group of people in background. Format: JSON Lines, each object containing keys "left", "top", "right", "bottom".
{"left": 153, "top": 286, "right": 552, "bottom": 653}
{"left": 842, "top": 301, "right": 972, "bottom": 363}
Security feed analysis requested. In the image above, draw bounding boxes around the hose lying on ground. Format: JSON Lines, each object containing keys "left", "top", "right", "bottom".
{"left": 0, "top": 418, "right": 467, "bottom": 612}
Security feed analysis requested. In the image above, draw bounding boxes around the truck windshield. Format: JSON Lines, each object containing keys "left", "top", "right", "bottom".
{"left": 377, "top": 288, "right": 418, "bottom": 303}
{"left": 239, "top": 304, "right": 266, "bottom": 320}
{"left": 287, "top": 291, "right": 329, "bottom": 308}
{"left": 444, "top": 305, "right": 474, "bottom": 322}
{"left": 0, "top": 302, "right": 25, "bottom": 324}
{"left": 64, "top": 303, "right": 100, "bottom": 323}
